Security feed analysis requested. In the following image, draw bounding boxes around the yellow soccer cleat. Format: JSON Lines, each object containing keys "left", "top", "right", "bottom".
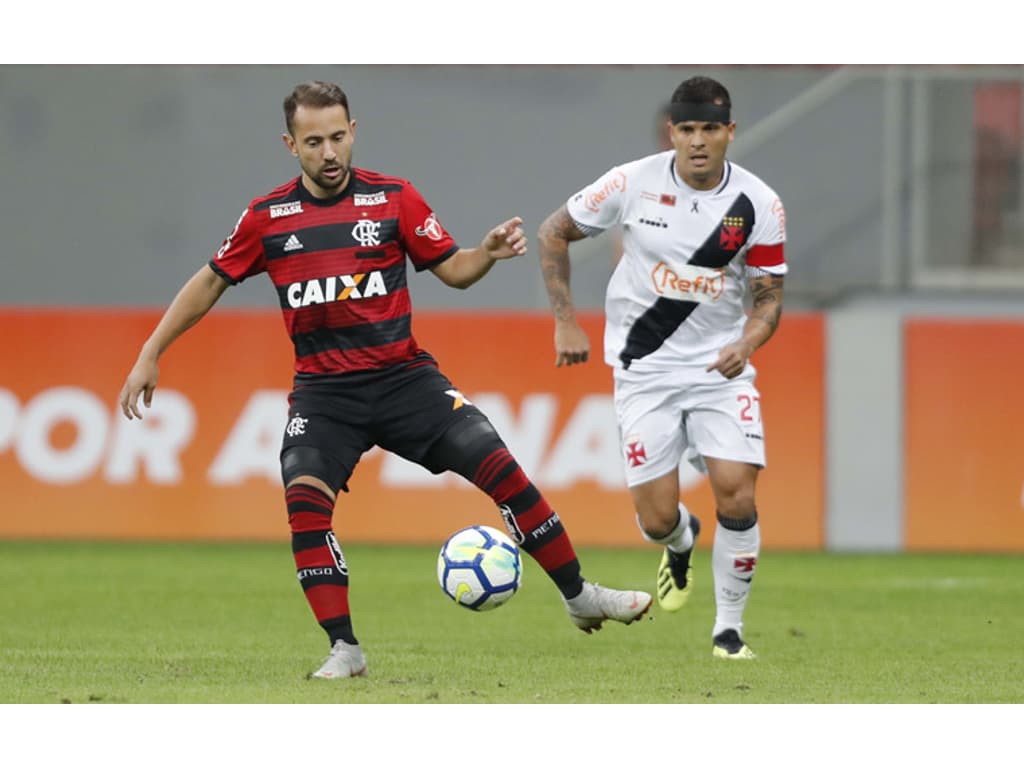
{"left": 656, "top": 514, "right": 700, "bottom": 611}
{"left": 712, "top": 629, "right": 757, "bottom": 660}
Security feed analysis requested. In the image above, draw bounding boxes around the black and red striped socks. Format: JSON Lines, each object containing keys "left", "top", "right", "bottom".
{"left": 286, "top": 484, "right": 356, "bottom": 645}
{"left": 470, "top": 447, "right": 584, "bottom": 599}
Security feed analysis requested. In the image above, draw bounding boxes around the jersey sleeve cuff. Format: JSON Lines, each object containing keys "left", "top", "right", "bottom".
{"left": 568, "top": 212, "right": 605, "bottom": 238}
{"left": 208, "top": 260, "right": 241, "bottom": 285}
{"left": 745, "top": 242, "right": 785, "bottom": 269}
{"left": 414, "top": 244, "right": 459, "bottom": 272}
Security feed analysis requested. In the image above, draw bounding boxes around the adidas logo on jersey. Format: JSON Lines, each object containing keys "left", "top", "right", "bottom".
{"left": 283, "top": 234, "right": 304, "bottom": 252}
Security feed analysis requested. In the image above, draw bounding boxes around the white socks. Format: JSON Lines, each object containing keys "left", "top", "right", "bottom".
{"left": 711, "top": 516, "right": 760, "bottom": 638}
{"left": 638, "top": 502, "right": 694, "bottom": 553}
{"left": 639, "top": 503, "right": 760, "bottom": 639}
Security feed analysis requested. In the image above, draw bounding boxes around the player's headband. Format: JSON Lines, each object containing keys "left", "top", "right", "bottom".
{"left": 669, "top": 101, "right": 732, "bottom": 124}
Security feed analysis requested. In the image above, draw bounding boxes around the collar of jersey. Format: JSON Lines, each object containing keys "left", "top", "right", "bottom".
{"left": 296, "top": 172, "right": 355, "bottom": 207}
{"left": 669, "top": 157, "right": 732, "bottom": 196}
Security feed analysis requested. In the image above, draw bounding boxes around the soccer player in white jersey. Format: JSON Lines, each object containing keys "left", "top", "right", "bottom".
{"left": 537, "top": 76, "right": 786, "bottom": 660}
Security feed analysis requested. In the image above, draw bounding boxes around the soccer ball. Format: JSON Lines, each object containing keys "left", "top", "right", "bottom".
{"left": 437, "top": 525, "right": 522, "bottom": 611}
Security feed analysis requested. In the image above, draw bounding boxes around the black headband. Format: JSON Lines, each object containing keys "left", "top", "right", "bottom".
{"left": 669, "top": 101, "right": 731, "bottom": 124}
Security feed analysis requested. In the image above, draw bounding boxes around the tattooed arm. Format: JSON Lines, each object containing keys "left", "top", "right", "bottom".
{"left": 537, "top": 205, "right": 591, "bottom": 367}
{"left": 706, "top": 270, "right": 785, "bottom": 379}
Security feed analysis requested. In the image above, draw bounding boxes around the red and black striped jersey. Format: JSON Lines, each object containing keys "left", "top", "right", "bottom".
{"left": 209, "top": 169, "right": 459, "bottom": 375}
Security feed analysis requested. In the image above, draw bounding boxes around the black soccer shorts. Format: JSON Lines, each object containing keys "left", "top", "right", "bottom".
{"left": 280, "top": 357, "right": 486, "bottom": 492}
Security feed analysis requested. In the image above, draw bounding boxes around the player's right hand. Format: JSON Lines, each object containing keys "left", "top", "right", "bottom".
{"left": 482, "top": 216, "right": 528, "bottom": 261}
{"left": 119, "top": 358, "right": 159, "bottom": 420}
{"left": 554, "top": 319, "right": 590, "bottom": 367}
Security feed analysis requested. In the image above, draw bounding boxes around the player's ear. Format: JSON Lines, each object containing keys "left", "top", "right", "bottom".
{"left": 282, "top": 132, "right": 298, "bottom": 157}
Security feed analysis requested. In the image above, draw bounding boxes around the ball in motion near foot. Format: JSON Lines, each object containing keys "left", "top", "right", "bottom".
{"left": 437, "top": 525, "right": 522, "bottom": 610}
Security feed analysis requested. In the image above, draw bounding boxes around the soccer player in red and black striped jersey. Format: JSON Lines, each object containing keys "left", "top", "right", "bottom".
{"left": 118, "top": 81, "right": 652, "bottom": 680}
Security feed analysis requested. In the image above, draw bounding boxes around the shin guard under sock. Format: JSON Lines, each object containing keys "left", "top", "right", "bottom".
{"left": 286, "top": 483, "right": 356, "bottom": 646}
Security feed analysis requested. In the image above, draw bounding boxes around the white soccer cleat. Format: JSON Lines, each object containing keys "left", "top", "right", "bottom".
{"left": 309, "top": 639, "right": 368, "bottom": 679}
{"left": 563, "top": 581, "right": 653, "bottom": 634}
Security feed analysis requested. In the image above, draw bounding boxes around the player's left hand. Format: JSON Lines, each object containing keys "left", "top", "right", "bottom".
{"left": 706, "top": 340, "right": 753, "bottom": 379}
{"left": 481, "top": 217, "right": 528, "bottom": 260}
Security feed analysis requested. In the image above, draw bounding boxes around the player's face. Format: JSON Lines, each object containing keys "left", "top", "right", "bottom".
{"left": 670, "top": 120, "right": 735, "bottom": 191}
{"left": 283, "top": 104, "right": 356, "bottom": 198}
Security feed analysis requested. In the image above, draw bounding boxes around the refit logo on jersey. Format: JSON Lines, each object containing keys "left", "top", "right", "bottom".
{"left": 352, "top": 219, "right": 382, "bottom": 247}
{"left": 639, "top": 217, "right": 668, "bottom": 229}
{"left": 651, "top": 262, "right": 726, "bottom": 303}
{"left": 354, "top": 192, "right": 388, "bottom": 206}
{"left": 772, "top": 198, "right": 787, "bottom": 238}
{"left": 286, "top": 271, "right": 387, "bottom": 308}
{"left": 415, "top": 213, "right": 444, "bottom": 242}
{"left": 269, "top": 201, "right": 303, "bottom": 219}
{"left": 584, "top": 171, "right": 627, "bottom": 213}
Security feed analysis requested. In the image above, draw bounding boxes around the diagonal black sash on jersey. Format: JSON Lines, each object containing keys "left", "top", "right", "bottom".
{"left": 619, "top": 193, "right": 755, "bottom": 370}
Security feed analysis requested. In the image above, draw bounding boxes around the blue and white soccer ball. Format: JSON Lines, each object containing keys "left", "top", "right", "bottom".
{"left": 437, "top": 525, "right": 522, "bottom": 611}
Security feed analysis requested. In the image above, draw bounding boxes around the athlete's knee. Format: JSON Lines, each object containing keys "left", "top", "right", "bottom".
{"left": 635, "top": 505, "right": 682, "bottom": 540}
{"left": 281, "top": 446, "right": 346, "bottom": 498}
{"left": 708, "top": 464, "right": 758, "bottom": 520}
{"left": 424, "top": 413, "right": 507, "bottom": 479}
{"left": 630, "top": 472, "right": 682, "bottom": 539}
{"left": 717, "top": 494, "right": 757, "bottom": 521}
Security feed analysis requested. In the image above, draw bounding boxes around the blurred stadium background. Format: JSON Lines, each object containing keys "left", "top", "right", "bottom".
{"left": 2, "top": 63, "right": 1024, "bottom": 553}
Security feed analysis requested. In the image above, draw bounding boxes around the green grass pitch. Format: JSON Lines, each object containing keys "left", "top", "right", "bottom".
{"left": 0, "top": 540, "right": 1021, "bottom": 704}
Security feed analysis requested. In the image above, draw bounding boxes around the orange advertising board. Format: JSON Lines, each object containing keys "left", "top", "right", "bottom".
{"left": 905, "top": 319, "right": 1024, "bottom": 551}
{"left": 0, "top": 309, "right": 823, "bottom": 549}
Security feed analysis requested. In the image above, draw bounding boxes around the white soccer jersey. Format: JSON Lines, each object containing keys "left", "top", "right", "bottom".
{"left": 566, "top": 151, "right": 787, "bottom": 373}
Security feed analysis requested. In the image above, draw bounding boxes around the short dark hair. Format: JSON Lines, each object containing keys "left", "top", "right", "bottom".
{"left": 283, "top": 81, "right": 350, "bottom": 135}
{"left": 670, "top": 76, "right": 731, "bottom": 110}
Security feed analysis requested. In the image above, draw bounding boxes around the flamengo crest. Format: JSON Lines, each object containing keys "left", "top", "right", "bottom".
{"left": 352, "top": 219, "right": 382, "bottom": 246}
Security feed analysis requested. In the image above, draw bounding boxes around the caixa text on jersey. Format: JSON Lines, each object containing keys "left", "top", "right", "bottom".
{"left": 286, "top": 271, "right": 387, "bottom": 308}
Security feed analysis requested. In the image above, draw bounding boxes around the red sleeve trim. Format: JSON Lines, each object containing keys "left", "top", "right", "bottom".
{"left": 746, "top": 242, "right": 785, "bottom": 268}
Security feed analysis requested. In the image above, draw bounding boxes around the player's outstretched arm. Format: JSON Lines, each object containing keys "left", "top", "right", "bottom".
{"left": 119, "top": 264, "right": 230, "bottom": 420}
{"left": 430, "top": 217, "right": 527, "bottom": 289}
{"left": 537, "top": 205, "right": 589, "bottom": 367}
{"left": 706, "top": 272, "right": 785, "bottom": 379}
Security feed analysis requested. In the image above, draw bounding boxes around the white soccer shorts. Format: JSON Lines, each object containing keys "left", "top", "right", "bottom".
{"left": 613, "top": 365, "right": 766, "bottom": 487}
